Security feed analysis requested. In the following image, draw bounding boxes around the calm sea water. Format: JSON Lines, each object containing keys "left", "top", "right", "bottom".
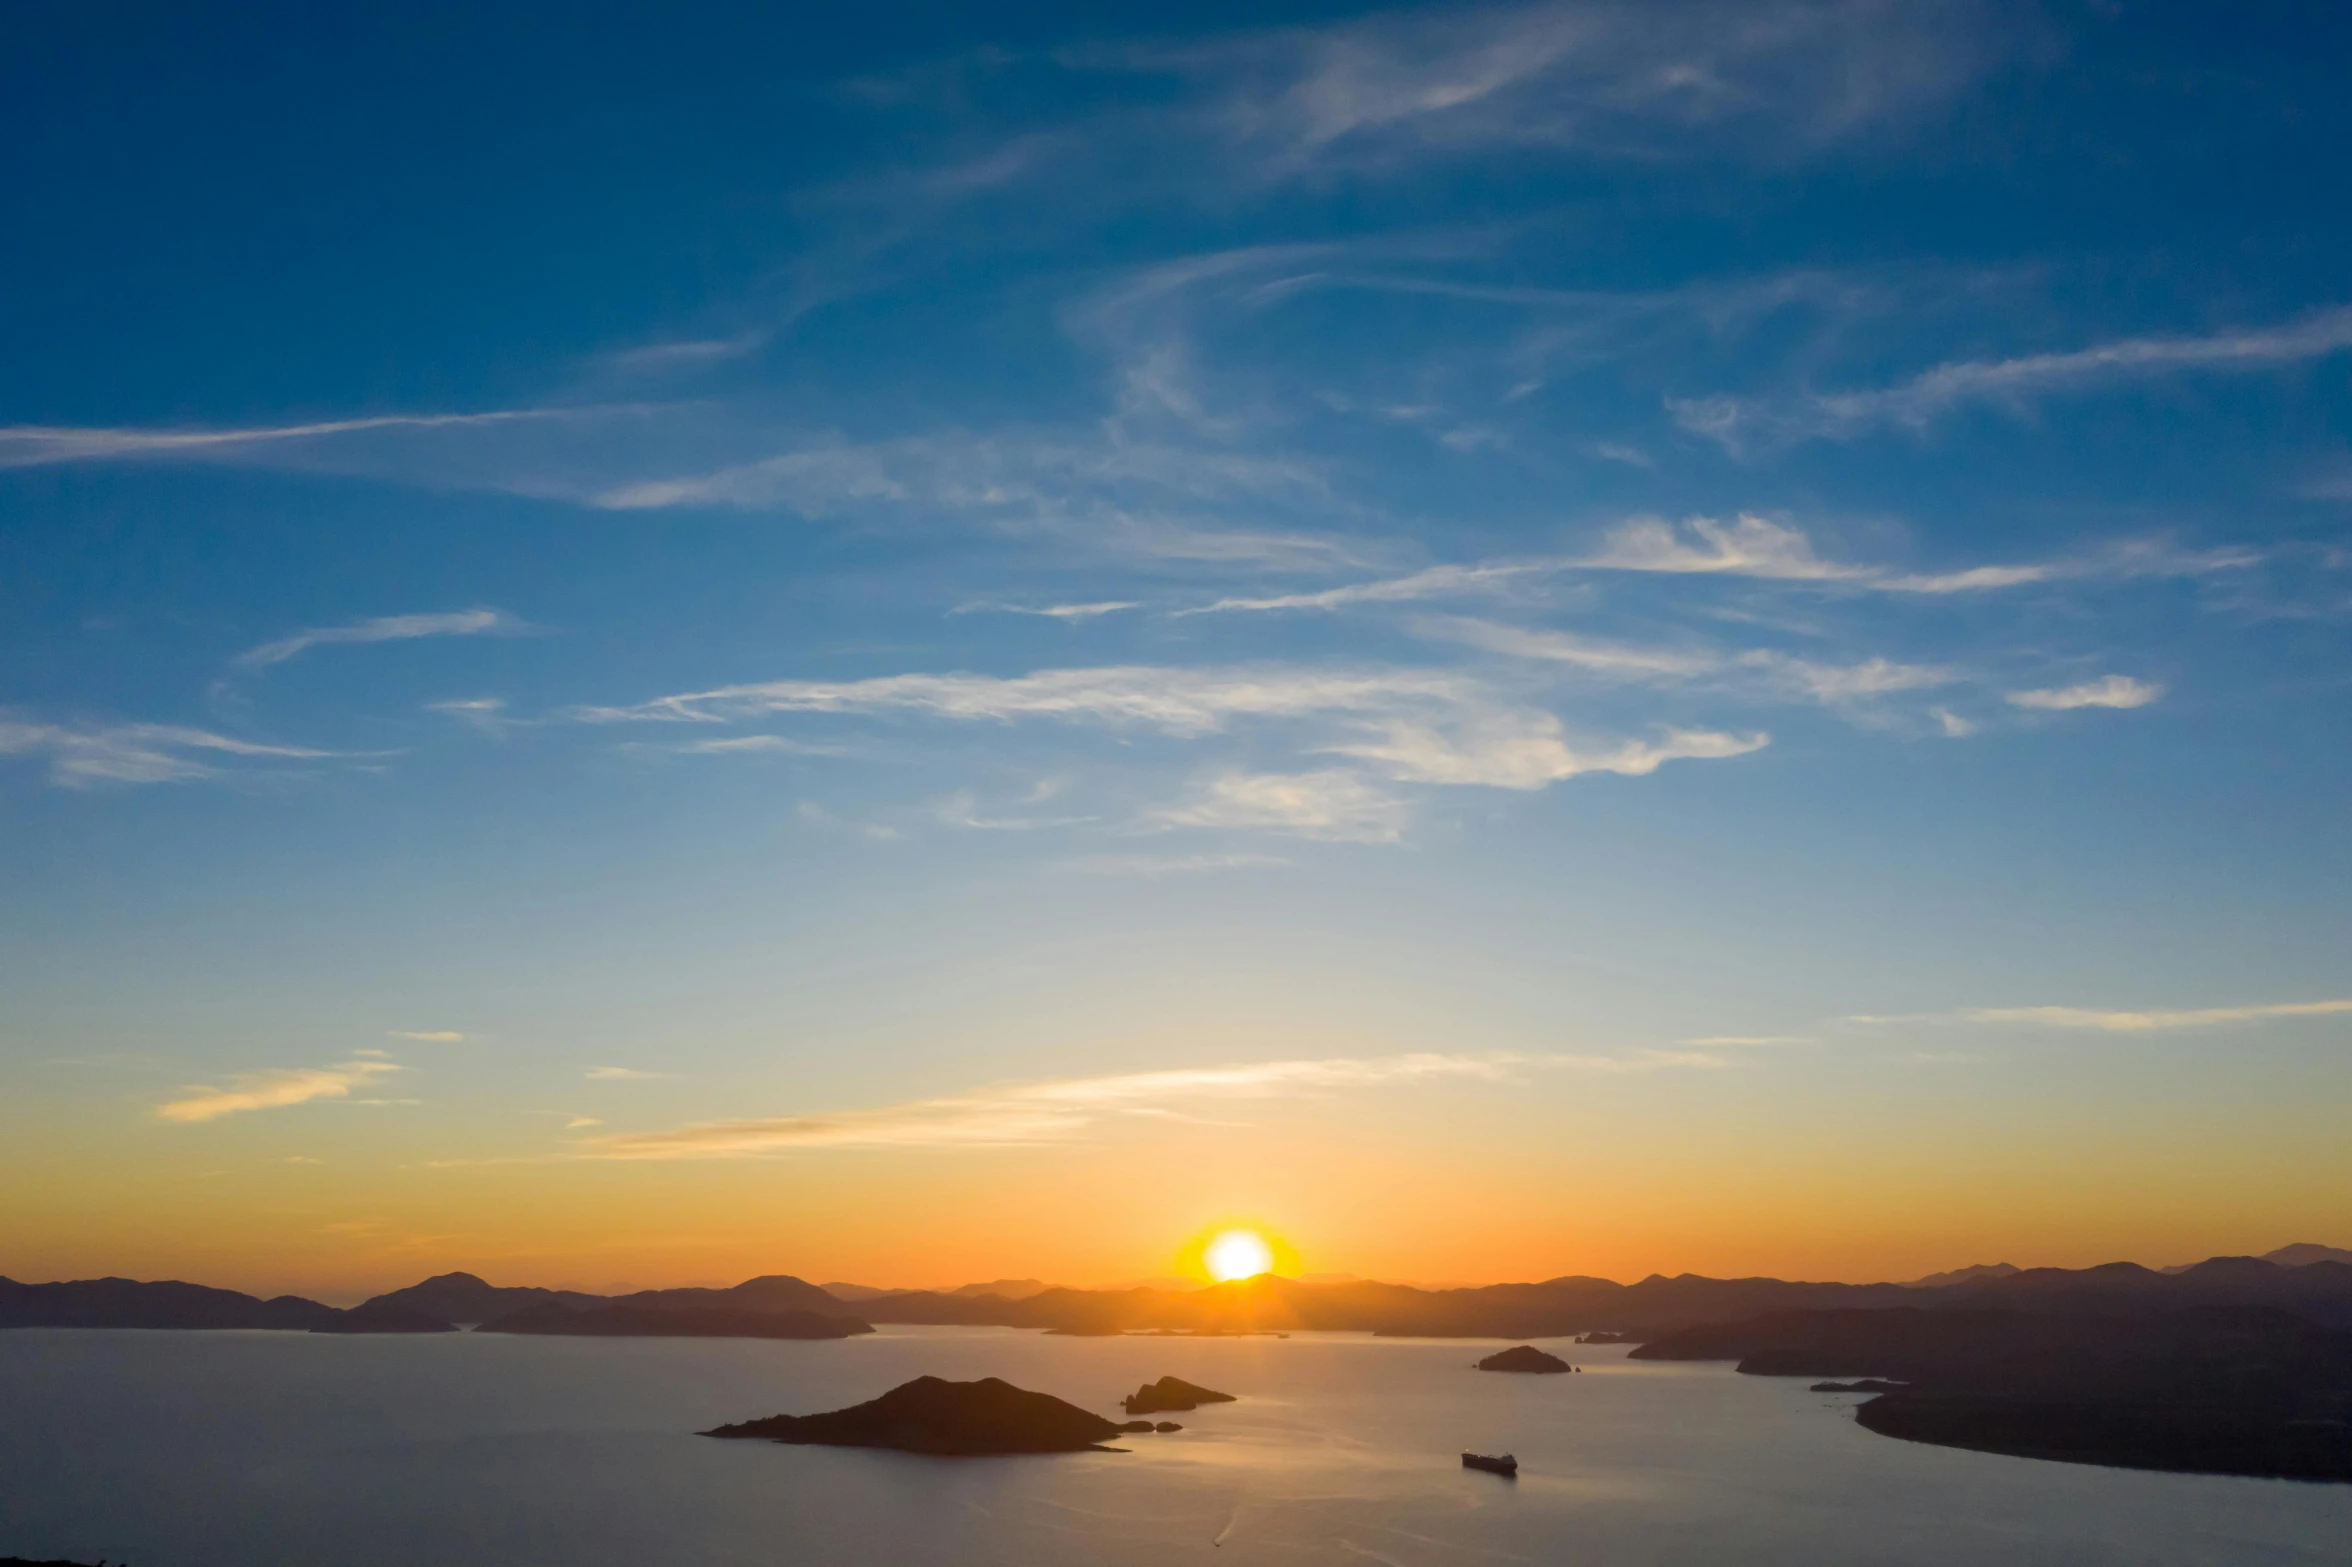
{"left": 0, "top": 1326, "right": 2344, "bottom": 1566}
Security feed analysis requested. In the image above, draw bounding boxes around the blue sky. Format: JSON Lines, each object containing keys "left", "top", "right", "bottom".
{"left": 2, "top": 0, "right": 2349, "bottom": 1291}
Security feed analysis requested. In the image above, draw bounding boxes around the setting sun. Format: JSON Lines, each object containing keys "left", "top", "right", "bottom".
{"left": 1203, "top": 1229, "right": 1276, "bottom": 1282}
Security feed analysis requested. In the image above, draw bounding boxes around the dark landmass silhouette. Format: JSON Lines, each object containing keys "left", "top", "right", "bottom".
{"left": 1634, "top": 1305, "right": 2352, "bottom": 1481}
{"left": 1901, "top": 1263, "right": 2019, "bottom": 1288}
{"left": 1476, "top": 1345, "right": 1570, "bottom": 1373}
{"left": 1121, "top": 1376, "right": 1236, "bottom": 1414}
{"left": 703, "top": 1375, "right": 1124, "bottom": 1453}
{"left": 2256, "top": 1243, "right": 2352, "bottom": 1270}
{"left": 0, "top": 1276, "right": 436, "bottom": 1333}
{"left": 310, "top": 1300, "right": 457, "bottom": 1334}
{"left": 818, "top": 1254, "right": 2352, "bottom": 1339}
{"left": 0, "top": 1558, "right": 115, "bottom": 1565}
{"left": 475, "top": 1300, "right": 871, "bottom": 1339}
{"left": 361, "top": 1271, "right": 609, "bottom": 1323}
{"left": 1812, "top": 1379, "right": 1908, "bottom": 1393}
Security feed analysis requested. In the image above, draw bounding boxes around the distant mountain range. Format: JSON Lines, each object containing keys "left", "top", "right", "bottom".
{"left": 9, "top": 1248, "right": 2351, "bottom": 1341}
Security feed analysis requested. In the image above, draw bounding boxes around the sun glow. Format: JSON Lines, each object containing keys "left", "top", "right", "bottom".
{"left": 1203, "top": 1228, "right": 1276, "bottom": 1282}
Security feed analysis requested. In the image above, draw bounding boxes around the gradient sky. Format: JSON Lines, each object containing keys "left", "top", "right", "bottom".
{"left": 3, "top": 0, "right": 2348, "bottom": 1303}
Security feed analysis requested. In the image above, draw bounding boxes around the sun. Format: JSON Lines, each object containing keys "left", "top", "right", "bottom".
{"left": 1203, "top": 1229, "right": 1276, "bottom": 1283}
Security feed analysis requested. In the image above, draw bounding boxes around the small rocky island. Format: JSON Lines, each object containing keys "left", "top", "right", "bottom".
{"left": 1476, "top": 1345, "right": 1571, "bottom": 1373}
{"left": 479, "top": 1300, "right": 870, "bottom": 1339}
{"left": 1122, "top": 1375, "right": 1237, "bottom": 1414}
{"left": 704, "top": 1375, "right": 1126, "bottom": 1454}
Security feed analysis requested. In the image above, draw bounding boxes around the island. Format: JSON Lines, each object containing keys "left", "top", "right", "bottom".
{"left": 703, "top": 1375, "right": 1126, "bottom": 1454}
{"left": 1122, "top": 1376, "right": 1237, "bottom": 1414}
{"left": 1634, "top": 1305, "right": 2352, "bottom": 1482}
{"left": 1476, "top": 1345, "right": 1570, "bottom": 1373}
{"left": 477, "top": 1300, "right": 870, "bottom": 1339}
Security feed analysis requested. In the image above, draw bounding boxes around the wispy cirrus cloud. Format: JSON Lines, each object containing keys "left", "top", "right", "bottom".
{"left": 1672, "top": 305, "right": 2352, "bottom": 451}
{"left": 569, "top": 659, "right": 1769, "bottom": 837}
{"left": 1062, "top": 851, "right": 1295, "bottom": 877}
{"left": 388, "top": 1031, "right": 465, "bottom": 1043}
{"left": 0, "top": 409, "right": 585, "bottom": 469}
{"left": 1179, "top": 561, "right": 1554, "bottom": 616}
{"left": 157, "top": 1059, "right": 405, "bottom": 1123}
{"left": 586, "top": 1066, "right": 672, "bottom": 1080}
{"left": 2005, "top": 675, "right": 2162, "bottom": 711}
{"left": 1582, "top": 514, "right": 2052, "bottom": 593}
{"left": 0, "top": 717, "right": 342, "bottom": 787}
{"left": 1148, "top": 769, "right": 1413, "bottom": 842}
{"left": 1856, "top": 999, "right": 2352, "bottom": 1032}
{"left": 1085, "top": 0, "right": 2008, "bottom": 184}
{"left": 230, "top": 608, "right": 527, "bottom": 673}
{"left": 579, "top": 1048, "right": 1715, "bottom": 1158}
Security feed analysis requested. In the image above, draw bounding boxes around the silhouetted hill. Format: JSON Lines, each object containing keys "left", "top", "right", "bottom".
{"left": 686, "top": 1256, "right": 2352, "bottom": 1339}
{"left": 2264, "top": 1243, "right": 2352, "bottom": 1268}
{"left": 704, "top": 1375, "right": 1122, "bottom": 1453}
{"left": 1476, "top": 1345, "right": 1569, "bottom": 1373}
{"left": 311, "top": 1300, "right": 457, "bottom": 1334}
{"left": 1902, "top": 1262, "right": 2019, "bottom": 1288}
{"left": 476, "top": 1300, "right": 871, "bottom": 1339}
{"left": 0, "top": 1275, "right": 338, "bottom": 1331}
{"left": 605, "top": 1274, "right": 858, "bottom": 1318}
{"left": 358, "top": 1271, "right": 611, "bottom": 1323}
{"left": 1633, "top": 1305, "right": 2352, "bottom": 1481}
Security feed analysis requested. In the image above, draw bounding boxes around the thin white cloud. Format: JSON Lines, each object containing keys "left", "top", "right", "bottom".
{"left": 586, "top": 1066, "right": 672, "bottom": 1080}
{"left": 388, "top": 1031, "right": 465, "bottom": 1043}
{"left": 231, "top": 608, "right": 526, "bottom": 673}
{"left": 0, "top": 409, "right": 583, "bottom": 469}
{"left": 1180, "top": 561, "right": 1552, "bottom": 616}
{"left": 1333, "top": 713, "right": 1767, "bottom": 790}
{"left": 1856, "top": 999, "right": 2352, "bottom": 1032}
{"left": 1672, "top": 304, "right": 2352, "bottom": 449}
{"left": 1414, "top": 616, "right": 1719, "bottom": 678}
{"left": 1103, "top": 0, "right": 2004, "bottom": 183}
{"left": 157, "top": 1059, "right": 405, "bottom": 1124}
{"left": 427, "top": 697, "right": 515, "bottom": 736}
{"left": 671, "top": 734, "right": 850, "bottom": 756}
{"left": 1149, "top": 769, "right": 1412, "bottom": 842}
{"left": 574, "top": 659, "right": 1771, "bottom": 838}
{"left": 570, "top": 663, "right": 1473, "bottom": 734}
{"left": 0, "top": 717, "right": 341, "bottom": 787}
{"left": 1584, "top": 514, "right": 2050, "bottom": 593}
{"left": 1062, "top": 851, "right": 1295, "bottom": 877}
{"left": 579, "top": 1048, "right": 1710, "bottom": 1158}
{"left": 2006, "top": 675, "right": 2162, "bottom": 711}
{"left": 1747, "top": 653, "right": 1956, "bottom": 703}
{"left": 1683, "top": 1035, "right": 1814, "bottom": 1046}
{"left": 956, "top": 600, "right": 1143, "bottom": 620}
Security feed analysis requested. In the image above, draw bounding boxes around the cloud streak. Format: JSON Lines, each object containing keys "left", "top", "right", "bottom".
{"left": 1673, "top": 305, "right": 2352, "bottom": 449}
{"left": 0, "top": 717, "right": 342, "bottom": 787}
{"left": 580, "top": 1048, "right": 1712, "bottom": 1158}
{"left": 231, "top": 608, "right": 526, "bottom": 673}
{"left": 2006, "top": 675, "right": 2162, "bottom": 711}
{"left": 1856, "top": 999, "right": 2352, "bottom": 1032}
{"left": 157, "top": 1059, "right": 405, "bottom": 1123}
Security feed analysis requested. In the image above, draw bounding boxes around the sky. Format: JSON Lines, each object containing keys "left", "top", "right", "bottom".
{"left": 2, "top": 0, "right": 2349, "bottom": 1303}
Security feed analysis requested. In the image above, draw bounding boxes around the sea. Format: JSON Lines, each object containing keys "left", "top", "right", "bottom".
{"left": 0, "top": 1325, "right": 2344, "bottom": 1566}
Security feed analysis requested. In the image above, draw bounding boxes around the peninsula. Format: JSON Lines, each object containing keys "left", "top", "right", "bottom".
{"left": 1634, "top": 1304, "right": 2352, "bottom": 1481}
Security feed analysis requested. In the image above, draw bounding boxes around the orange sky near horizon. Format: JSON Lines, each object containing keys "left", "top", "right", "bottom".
{"left": 4, "top": 1065, "right": 2341, "bottom": 1305}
